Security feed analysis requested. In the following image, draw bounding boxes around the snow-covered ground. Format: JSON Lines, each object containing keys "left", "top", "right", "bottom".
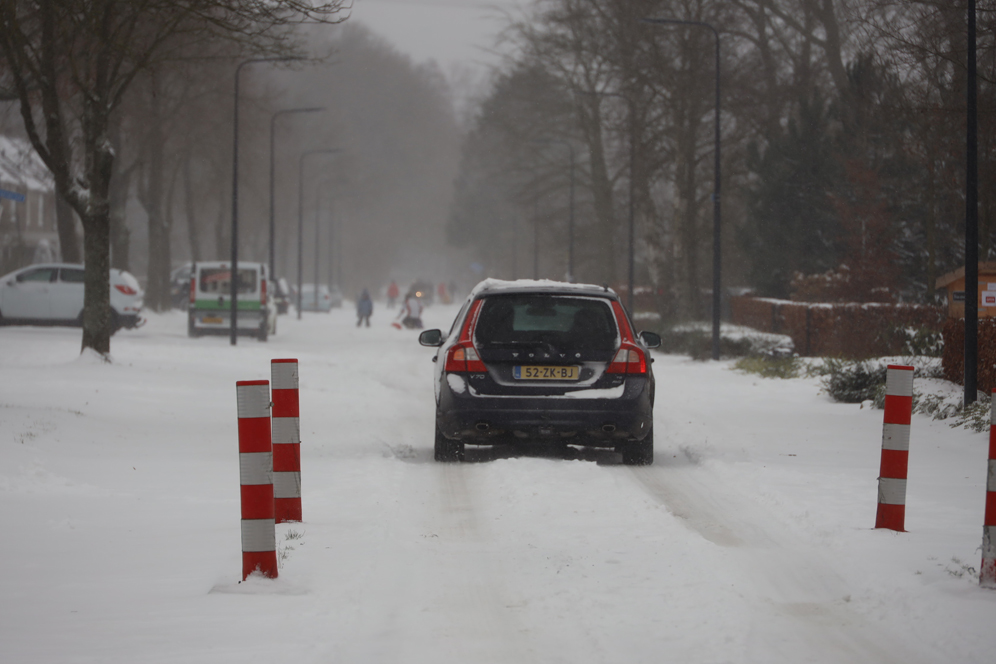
{"left": 1, "top": 304, "right": 993, "bottom": 663}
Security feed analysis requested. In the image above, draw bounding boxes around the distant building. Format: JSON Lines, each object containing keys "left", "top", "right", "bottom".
{"left": 0, "top": 136, "right": 66, "bottom": 273}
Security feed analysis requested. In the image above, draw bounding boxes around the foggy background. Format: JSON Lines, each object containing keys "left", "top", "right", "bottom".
{"left": 2, "top": 0, "right": 994, "bottom": 321}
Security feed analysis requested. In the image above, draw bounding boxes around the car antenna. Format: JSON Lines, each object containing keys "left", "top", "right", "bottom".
{"left": 602, "top": 283, "right": 609, "bottom": 292}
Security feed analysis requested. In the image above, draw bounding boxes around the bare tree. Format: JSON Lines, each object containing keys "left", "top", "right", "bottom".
{"left": 0, "top": 0, "right": 346, "bottom": 356}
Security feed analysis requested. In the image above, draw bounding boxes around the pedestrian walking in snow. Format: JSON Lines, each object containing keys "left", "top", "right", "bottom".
{"left": 386, "top": 280, "right": 399, "bottom": 308}
{"left": 356, "top": 289, "right": 373, "bottom": 327}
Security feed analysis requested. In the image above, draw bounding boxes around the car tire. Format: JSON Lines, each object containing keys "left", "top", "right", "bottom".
{"left": 620, "top": 425, "right": 653, "bottom": 466}
{"left": 257, "top": 319, "right": 268, "bottom": 342}
{"left": 434, "top": 423, "right": 463, "bottom": 462}
{"left": 109, "top": 311, "right": 122, "bottom": 336}
{"left": 187, "top": 313, "right": 200, "bottom": 338}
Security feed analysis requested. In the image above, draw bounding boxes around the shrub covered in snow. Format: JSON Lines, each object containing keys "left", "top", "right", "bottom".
{"left": 660, "top": 322, "right": 794, "bottom": 360}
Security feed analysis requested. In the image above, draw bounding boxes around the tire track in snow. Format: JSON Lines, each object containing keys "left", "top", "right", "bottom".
{"left": 326, "top": 461, "right": 533, "bottom": 664}
{"left": 626, "top": 463, "right": 941, "bottom": 664}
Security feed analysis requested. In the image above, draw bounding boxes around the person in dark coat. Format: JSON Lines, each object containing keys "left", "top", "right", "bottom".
{"left": 356, "top": 288, "right": 373, "bottom": 327}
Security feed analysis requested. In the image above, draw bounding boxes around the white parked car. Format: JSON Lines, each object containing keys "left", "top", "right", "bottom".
{"left": 0, "top": 263, "right": 144, "bottom": 333}
{"left": 298, "top": 283, "right": 342, "bottom": 312}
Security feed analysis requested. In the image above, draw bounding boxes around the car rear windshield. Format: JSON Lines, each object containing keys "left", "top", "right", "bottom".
{"left": 474, "top": 295, "right": 617, "bottom": 351}
{"left": 198, "top": 268, "right": 257, "bottom": 294}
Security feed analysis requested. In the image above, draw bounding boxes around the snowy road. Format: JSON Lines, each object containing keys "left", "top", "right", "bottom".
{"left": 0, "top": 305, "right": 993, "bottom": 663}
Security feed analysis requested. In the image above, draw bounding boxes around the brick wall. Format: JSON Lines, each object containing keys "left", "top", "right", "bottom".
{"left": 730, "top": 296, "right": 945, "bottom": 358}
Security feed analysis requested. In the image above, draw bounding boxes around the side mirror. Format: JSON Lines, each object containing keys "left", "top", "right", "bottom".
{"left": 419, "top": 329, "right": 444, "bottom": 347}
{"left": 639, "top": 330, "right": 662, "bottom": 349}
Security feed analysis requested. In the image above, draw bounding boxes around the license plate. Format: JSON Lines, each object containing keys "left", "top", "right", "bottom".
{"left": 201, "top": 316, "right": 224, "bottom": 324}
{"left": 513, "top": 365, "right": 580, "bottom": 380}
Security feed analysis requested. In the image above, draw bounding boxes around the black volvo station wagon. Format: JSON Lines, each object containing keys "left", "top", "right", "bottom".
{"left": 419, "top": 279, "right": 660, "bottom": 464}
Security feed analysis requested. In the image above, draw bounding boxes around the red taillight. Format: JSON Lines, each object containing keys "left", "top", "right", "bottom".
{"left": 445, "top": 342, "right": 487, "bottom": 373}
{"left": 445, "top": 300, "right": 486, "bottom": 373}
{"left": 607, "top": 300, "right": 647, "bottom": 374}
{"left": 607, "top": 343, "right": 647, "bottom": 375}
{"left": 189, "top": 276, "right": 196, "bottom": 304}
{"left": 114, "top": 284, "right": 137, "bottom": 296}
{"left": 261, "top": 279, "right": 267, "bottom": 306}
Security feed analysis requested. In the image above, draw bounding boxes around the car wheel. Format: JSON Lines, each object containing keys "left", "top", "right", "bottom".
{"left": 187, "top": 313, "right": 200, "bottom": 338}
{"left": 434, "top": 423, "right": 463, "bottom": 462}
{"left": 620, "top": 425, "right": 653, "bottom": 466}
{"left": 109, "top": 311, "right": 122, "bottom": 335}
{"left": 257, "top": 319, "right": 268, "bottom": 342}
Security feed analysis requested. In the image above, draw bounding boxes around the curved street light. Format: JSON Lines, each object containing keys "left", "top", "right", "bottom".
{"left": 642, "top": 17, "right": 722, "bottom": 360}
{"left": 297, "top": 148, "right": 342, "bottom": 319}
{"left": 230, "top": 55, "right": 304, "bottom": 345}
{"left": 270, "top": 106, "right": 324, "bottom": 282}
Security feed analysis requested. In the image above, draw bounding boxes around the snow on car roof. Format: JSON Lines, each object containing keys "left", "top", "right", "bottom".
{"left": 468, "top": 278, "right": 616, "bottom": 299}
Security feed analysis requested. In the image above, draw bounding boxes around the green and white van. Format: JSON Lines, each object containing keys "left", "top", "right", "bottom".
{"left": 187, "top": 261, "right": 275, "bottom": 340}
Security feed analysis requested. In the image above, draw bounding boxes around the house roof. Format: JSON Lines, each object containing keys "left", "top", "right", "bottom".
{"left": 935, "top": 262, "right": 996, "bottom": 289}
{"left": 0, "top": 135, "right": 53, "bottom": 193}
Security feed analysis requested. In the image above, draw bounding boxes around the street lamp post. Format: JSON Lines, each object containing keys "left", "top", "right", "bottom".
{"left": 297, "top": 149, "right": 341, "bottom": 319}
{"left": 642, "top": 17, "right": 722, "bottom": 360}
{"left": 532, "top": 139, "right": 576, "bottom": 281}
{"left": 230, "top": 56, "right": 303, "bottom": 345}
{"left": 270, "top": 106, "right": 323, "bottom": 282}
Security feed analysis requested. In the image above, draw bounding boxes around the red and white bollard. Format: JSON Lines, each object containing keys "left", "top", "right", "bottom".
{"left": 982, "top": 392, "right": 996, "bottom": 588}
{"left": 237, "top": 379, "right": 277, "bottom": 579}
{"left": 876, "top": 365, "right": 914, "bottom": 532}
{"left": 271, "top": 359, "right": 302, "bottom": 523}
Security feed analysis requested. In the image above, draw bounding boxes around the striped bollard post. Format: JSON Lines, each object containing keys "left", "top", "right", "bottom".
{"left": 237, "top": 380, "right": 277, "bottom": 580}
{"left": 982, "top": 392, "right": 996, "bottom": 588}
{"left": 271, "top": 359, "right": 302, "bottom": 523}
{"left": 875, "top": 364, "right": 913, "bottom": 532}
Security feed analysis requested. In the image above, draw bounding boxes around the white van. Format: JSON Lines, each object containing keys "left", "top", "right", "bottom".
{"left": 187, "top": 261, "right": 275, "bottom": 340}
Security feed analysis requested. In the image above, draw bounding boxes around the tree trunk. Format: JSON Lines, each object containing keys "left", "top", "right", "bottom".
{"left": 80, "top": 209, "right": 112, "bottom": 354}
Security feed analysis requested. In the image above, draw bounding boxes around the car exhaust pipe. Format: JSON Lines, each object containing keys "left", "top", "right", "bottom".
{"left": 475, "top": 421, "right": 490, "bottom": 431}
{"left": 602, "top": 423, "right": 616, "bottom": 433}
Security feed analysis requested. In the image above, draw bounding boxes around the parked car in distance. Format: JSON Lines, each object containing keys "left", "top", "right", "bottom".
{"left": 0, "top": 263, "right": 144, "bottom": 333}
{"left": 187, "top": 261, "right": 274, "bottom": 340}
{"left": 410, "top": 279, "right": 434, "bottom": 306}
{"left": 297, "top": 283, "right": 342, "bottom": 312}
{"left": 170, "top": 263, "right": 193, "bottom": 310}
{"left": 419, "top": 279, "right": 661, "bottom": 464}
{"left": 274, "top": 278, "right": 292, "bottom": 315}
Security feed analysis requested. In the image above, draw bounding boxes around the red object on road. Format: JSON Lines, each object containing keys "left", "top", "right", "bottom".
{"left": 981, "top": 393, "right": 996, "bottom": 587}
{"left": 876, "top": 365, "right": 913, "bottom": 532}
{"left": 271, "top": 359, "right": 302, "bottom": 523}
{"left": 237, "top": 379, "right": 277, "bottom": 580}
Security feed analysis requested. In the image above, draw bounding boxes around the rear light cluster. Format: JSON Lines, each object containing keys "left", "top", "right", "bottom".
{"left": 261, "top": 279, "right": 267, "bottom": 306}
{"left": 445, "top": 344, "right": 487, "bottom": 372}
{"left": 190, "top": 276, "right": 196, "bottom": 305}
{"left": 445, "top": 300, "right": 485, "bottom": 374}
{"left": 607, "top": 344, "right": 648, "bottom": 375}
{"left": 607, "top": 301, "right": 648, "bottom": 375}
{"left": 114, "top": 284, "right": 138, "bottom": 296}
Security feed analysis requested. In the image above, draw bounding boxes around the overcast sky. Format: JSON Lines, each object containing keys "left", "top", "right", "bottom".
{"left": 347, "top": 0, "right": 527, "bottom": 74}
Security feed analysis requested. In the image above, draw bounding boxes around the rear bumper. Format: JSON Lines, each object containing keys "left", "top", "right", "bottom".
{"left": 191, "top": 310, "right": 265, "bottom": 332}
{"left": 436, "top": 375, "right": 653, "bottom": 446}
